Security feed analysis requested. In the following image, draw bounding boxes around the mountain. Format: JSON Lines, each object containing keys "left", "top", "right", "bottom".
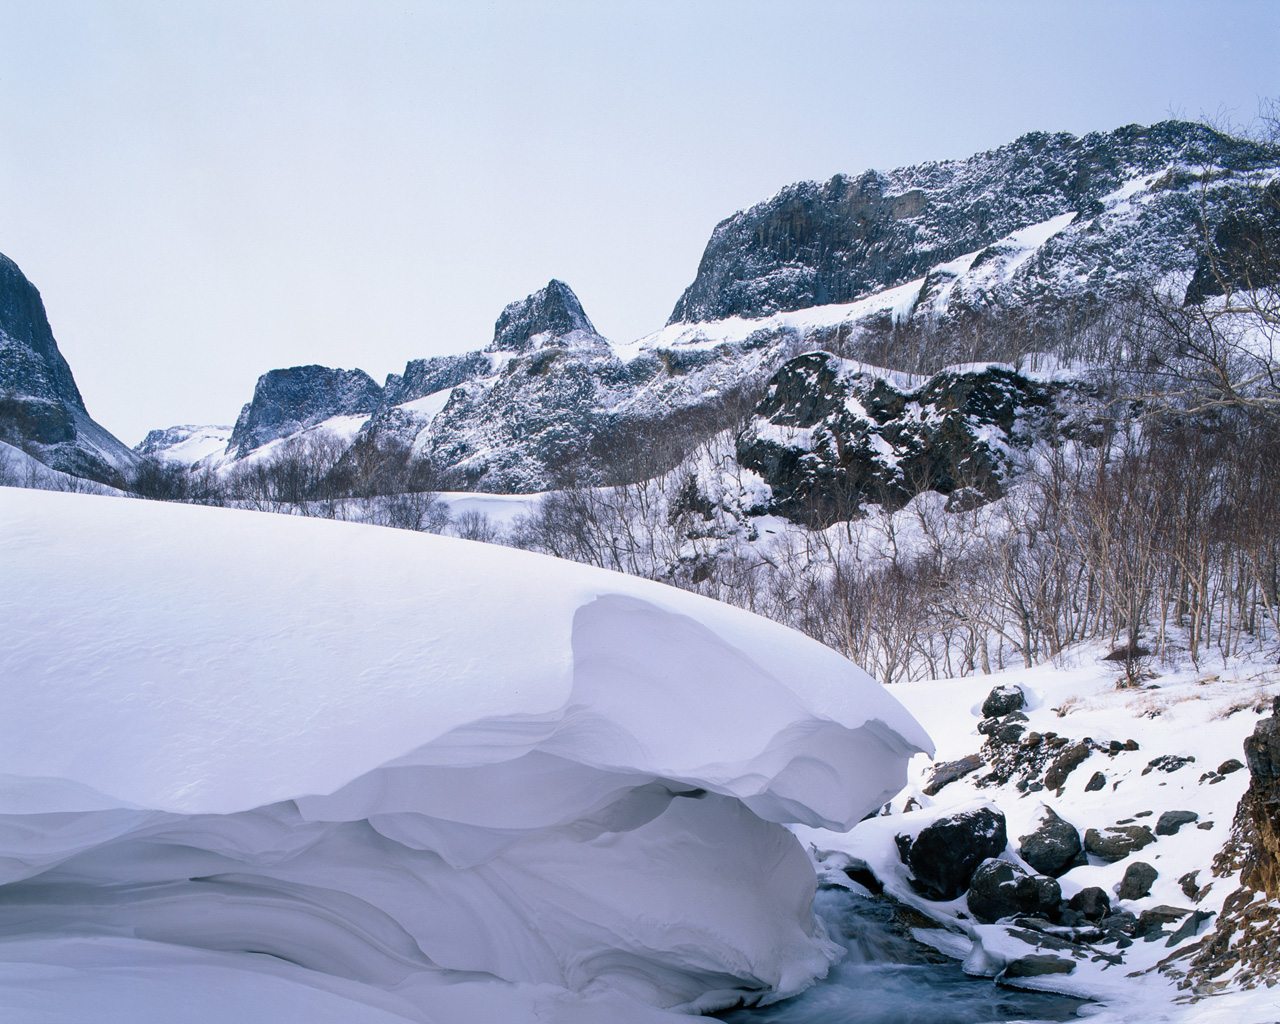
{"left": 669, "top": 121, "right": 1280, "bottom": 326}
{"left": 0, "top": 251, "right": 138, "bottom": 485}
{"left": 138, "top": 120, "right": 1280, "bottom": 496}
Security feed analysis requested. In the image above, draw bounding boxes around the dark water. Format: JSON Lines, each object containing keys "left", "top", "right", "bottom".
{"left": 717, "top": 889, "right": 1091, "bottom": 1024}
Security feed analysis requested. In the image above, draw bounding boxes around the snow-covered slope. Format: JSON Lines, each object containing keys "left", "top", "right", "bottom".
{"left": 135, "top": 423, "right": 234, "bottom": 464}
{"left": 0, "top": 487, "right": 930, "bottom": 1022}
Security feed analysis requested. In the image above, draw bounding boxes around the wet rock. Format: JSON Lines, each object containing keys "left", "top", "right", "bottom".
{"left": 1084, "top": 771, "right": 1107, "bottom": 792}
{"left": 906, "top": 807, "right": 1008, "bottom": 901}
{"left": 1001, "top": 954, "right": 1076, "bottom": 979}
{"left": 923, "top": 753, "right": 984, "bottom": 796}
{"left": 1156, "top": 810, "right": 1199, "bottom": 836}
{"left": 1117, "top": 861, "right": 1158, "bottom": 900}
{"left": 982, "top": 685, "right": 1027, "bottom": 719}
{"left": 1044, "top": 741, "right": 1091, "bottom": 791}
{"left": 1084, "top": 824, "right": 1156, "bottom": 862}
{"left": 966, "top": 859, "right": 1061, "bottom": 924}
{"left": 1018, "top": 806, "right": 1082, "bottom": 878}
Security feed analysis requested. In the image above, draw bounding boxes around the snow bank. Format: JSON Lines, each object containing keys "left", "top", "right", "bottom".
{"left": 0, "top": 488, "right": 930, "bottom": 1022}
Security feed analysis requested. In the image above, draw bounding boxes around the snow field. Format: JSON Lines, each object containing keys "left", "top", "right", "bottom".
{"left": 0, "top": 487, "right": 929, "bottom": 1022}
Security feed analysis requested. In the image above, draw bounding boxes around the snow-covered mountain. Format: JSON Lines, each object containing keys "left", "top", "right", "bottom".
{"left": 0, "top": 252, "right": 138, "bottom": 484}
{"left": 135, "top": 119, "right": 1280, "bottom": 496}
{"left": 669, "top": 120, "right": 1279, "bottom": 325}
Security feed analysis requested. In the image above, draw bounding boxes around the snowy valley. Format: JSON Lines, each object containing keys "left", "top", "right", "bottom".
{"left": 2, "top": 113, "right": 1280, "bottom": 1024}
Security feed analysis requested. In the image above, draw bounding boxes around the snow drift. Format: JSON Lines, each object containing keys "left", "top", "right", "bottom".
{"left": 0, "top": 488, "right": 931, "bottom": 1022}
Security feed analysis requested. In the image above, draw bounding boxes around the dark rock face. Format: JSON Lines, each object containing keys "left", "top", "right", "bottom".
{"left": 982, "top": 685, "right": 1026, "bottom": 719}
{"left": 1118, "top": 861, "right": 1159, "bottom": 901}
{"left": 902, "top": 807, "right": 1007, "bottom": 901}
{"left": 737, "top": 352, "right": 1072, "bottom": 525}
{"left": 1018, "top": 806, "right": 1082, "bottom": 878}
{"left": 966, "top": 858, "right": 1061, "bottom": 924}
{"left": 381, "top": 352, "right": 493, "bottom": 407}
{"left": 670, "top": 121, "right": 1280, "bottom": 325}
{"left": 1083, "top": 824, "right": 1156, "bottom": 862}
{"left": 0, "top": 251, "right": 137, "bottom": 483}
{"left": 489, "top": 279, "right": 599, "bottom": 353}
{"left": 1185, "top": 180, "right": 1280, "bottom": 303}
{"left": 228, "top": 365, "right": 383, "bottom": 458}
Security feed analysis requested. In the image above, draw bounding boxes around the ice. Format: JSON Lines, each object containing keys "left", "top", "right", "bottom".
{"left": 0, "top": 487, "right": 930, "bottom": 1022}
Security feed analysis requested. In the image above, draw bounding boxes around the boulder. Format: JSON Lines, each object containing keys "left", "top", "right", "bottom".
{"left": 1117, "top": 861, "right": 1158, "bottom": 900}
{"left": 1001, "top": 954, "right": 1076, "bottom": 979}
{"left": 1156, "top": 810, "right": 1199, "bottom": 836}
{"left": 1067, "top": 886, "right": 1111, "bottom": 922}
{"left": 906, "top": 807, "right": 1007, "bottom": 901}
{"left": 1018, "top": 806, "right": 1082, "bottom": 877}
{"left": 923, "top": 753, "right": 984, "bottom": 796}
{"left": 982, "top": 684, "right": 1026, "bottom": 719}
{"left": 1084, "top": 771, "right": 1107, "bottom": 792}
{"left": 966, "top": 858, "right": 1061, "bottom": 924}
{"left": 1084, "top": 824, "right": 1156, "bottom": 862}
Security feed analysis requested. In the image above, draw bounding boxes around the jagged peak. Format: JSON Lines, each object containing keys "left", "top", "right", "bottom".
{"left": 488, "top": 279, "right": 600, "bottom": 352}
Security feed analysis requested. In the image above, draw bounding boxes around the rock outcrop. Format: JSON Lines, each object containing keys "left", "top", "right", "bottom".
{"left": 1188, "top": 698, "right": 1280, "bottom": 990}
{"left": 0, "top": 251, "right": 137, "bottom": 484}
{"left": 228, "top": 365, "right": 383, "bottom": 458}
{"left": 737, "top": 352, "right": 1078, "bottom": 525}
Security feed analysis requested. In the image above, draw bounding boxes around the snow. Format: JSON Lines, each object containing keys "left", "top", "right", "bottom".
{"left": 142, "top": 424, "right": 234, "bottom": 464}
{"left": 795, "top": 644, "right": 1280, "bottom": 1023}
{"left": 0, "top": 441, "right": 121, "bottom": 494}
{"left": 0, "top": 487, "right": 930, "bottom": 1022}
{"left": 397, "top": 389, "right": 454, "bottom": 420}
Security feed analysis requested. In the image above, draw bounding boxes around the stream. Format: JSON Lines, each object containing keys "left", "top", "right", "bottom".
{"left": 717, "top": 888, "right": 1093, "bottom": 1024}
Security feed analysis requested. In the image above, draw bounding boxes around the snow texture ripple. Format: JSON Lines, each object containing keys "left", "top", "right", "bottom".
{"left": 0, "top": 488, "right": 930, "bottom": 1023}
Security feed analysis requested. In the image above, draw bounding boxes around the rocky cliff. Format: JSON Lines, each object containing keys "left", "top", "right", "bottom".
{"left": 228, "top": 365, "right": 384, "bottom": 459}
{"left": 0, "top": 251, "right": 137, "bottom": 484}
{"left": 670, "top": 121, "right": 1280, "bottom": 326}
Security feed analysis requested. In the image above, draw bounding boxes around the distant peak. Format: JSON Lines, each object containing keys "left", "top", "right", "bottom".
{"left": 489, "top": 279, "right": 599, "bottom": 352}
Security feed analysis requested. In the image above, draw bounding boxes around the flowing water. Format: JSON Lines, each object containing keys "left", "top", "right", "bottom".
{"left": 717, "top": 888, "right": 1092, "bottom": 1024}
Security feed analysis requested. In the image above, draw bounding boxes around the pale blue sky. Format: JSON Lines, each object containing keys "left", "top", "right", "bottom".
{"left": 1, "top": 0, "right": 1277, "bottom": 442}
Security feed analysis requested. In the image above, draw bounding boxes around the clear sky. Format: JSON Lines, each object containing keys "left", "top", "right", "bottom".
{"left": 1, "top": 0, "right": 1277, "bottom": 443}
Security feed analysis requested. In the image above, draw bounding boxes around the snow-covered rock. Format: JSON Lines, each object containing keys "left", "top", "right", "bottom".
{"left": 0, "top": 487, "right": 931, "bottom": 1022}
